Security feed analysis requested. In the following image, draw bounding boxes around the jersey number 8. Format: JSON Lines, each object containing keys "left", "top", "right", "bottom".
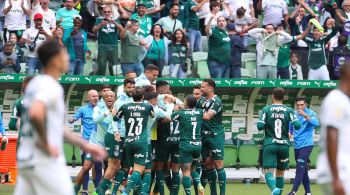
{"left": 274, "top": 119, "right": 282, "bottom": 139}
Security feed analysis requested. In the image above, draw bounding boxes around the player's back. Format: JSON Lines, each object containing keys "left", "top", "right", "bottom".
{"left": 119, "top": 102, "right": 153, "bottom": 144}
{"left": 173, "top": 108, "right": 203, "bottom": 143}
{"left": 17, "top": 75, "right": 65, "bottom": 168}
{"left": 261, "top": 104, "right": 297, "bottom": 146}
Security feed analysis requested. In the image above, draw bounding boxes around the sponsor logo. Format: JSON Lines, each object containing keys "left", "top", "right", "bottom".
{"left": 18, "top": 76, "right": 27, "bottom": 81}
{"left": 178, "top": 80, "right": 185, "bottom": 86}
{"left": 338, "top": 56, "right": 346, "bottom": 65}
{"left": 296, "top": 81, "right": 311, "bottom": 86}
{"left": 269, "top": 80, "right": 276, "bottom": 86}
{"left": 65, "top": 77, "right": 80, "bottom": 82}
{"left": 212, "top": 149, "right": 221, "bottom": 153}
{"left": 314, "top": 81, "right": 321, "bottom": 87}
{"left": 214, "top": 80, "right": 222, "bottom": 85}
{"left": 95, "top": 77, "right": 110, "bottom": 83}
{"left": 251, "top": 80, "right": 264, "bottom": 85}
{"left": 0, "top": 75, "right": 15, "bottom": 81}
{"left": 114, "top": 78, "right": 124, "bottom": 83}
{"left": 280, "top": 158, "right": 289, "bottom": 163}
{"left": 222, "top": 120, "right": 231, "bottom": 124}
{"left": 234, "top": 80, "right": 248, "bottom": 86}
{"left": 279, "top": 80, "right": 293, "bottom": 86}
{"left": 189, "top": 79, "right": 202, "bottom": 85}
{"left": 224, "top": 80, "right": 232, "bottom": 85}
{"left": 323, "top": 81, "right": 337, "bottom": 88}
{"left": 134, "top": 153, "right": 145, "bottom": 158}
{"left": 85, "top": 77, "right": 92, "bottom": 83}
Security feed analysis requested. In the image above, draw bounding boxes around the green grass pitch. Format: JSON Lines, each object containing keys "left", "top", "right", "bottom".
{"left": 0, "top": 182, "right": 322, "bottom": 195}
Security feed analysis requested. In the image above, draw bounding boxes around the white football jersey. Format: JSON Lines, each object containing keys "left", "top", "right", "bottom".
{"left": 17, "top": 75, "right": 66, "bottom": 168}
{"left": 317, "top": 89, "right": 350, "bottom": 184}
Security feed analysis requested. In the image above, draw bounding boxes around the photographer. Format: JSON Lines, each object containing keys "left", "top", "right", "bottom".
{"left": 20, "top": 13, "right": 52, "bottom": 74}
{"left": 156, "top": 3, "right": 183, "bottom": 39}
{"left": 0, "top": 42, "right": 20, "bottom": 73}
{"left": 93, "top": 5, "right": 123, "bottom": 76}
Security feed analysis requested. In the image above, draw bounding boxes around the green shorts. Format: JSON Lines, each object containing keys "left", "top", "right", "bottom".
{"left": 125, "top": 142, "right": 148, "bottom": 167}
{"left": 104, "top": 133, "right": 124, "bottom": 160}
{"left": 145, "top": 144, "right": 153, "bottom": 169}
{"left": 201, "top": 135, "right": 224, "bottom": 161}
{"left": 179, "top": 141, "right": 201, "bottom": 164}
{"left": 263, "top": 144, "right": 289, "bottom": 170}
{"left": 155, "top": 142, "right": 179, "bottom": 164}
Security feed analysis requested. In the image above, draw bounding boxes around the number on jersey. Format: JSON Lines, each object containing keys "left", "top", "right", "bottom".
{"left": 128, "top": 118, "right": 143, "bottom": 136}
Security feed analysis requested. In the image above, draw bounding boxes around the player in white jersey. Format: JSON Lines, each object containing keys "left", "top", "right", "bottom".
{"left": 317, "top": 61, "right": 350, "bottom": 195}
{"left": 14, "top": 41, "right": 107, "bottom": 195}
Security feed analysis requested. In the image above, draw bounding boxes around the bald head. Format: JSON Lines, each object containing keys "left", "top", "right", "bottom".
{"left": 87, "top": 90, "right": 99, "bottom": 106}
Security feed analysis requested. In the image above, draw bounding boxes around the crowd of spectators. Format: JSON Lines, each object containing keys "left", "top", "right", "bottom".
{"left": 0, "top": 0, "right": 349, "bottom": 80}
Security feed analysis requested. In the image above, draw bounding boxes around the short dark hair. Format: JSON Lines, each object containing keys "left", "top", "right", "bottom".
{"left": 156, "top": 80, "right": 169, "bottom": 89}
{"left": 193, "top": 84, "right": 201, "bottom": 90}
{"left": 145, "top": 91, "right": 158, "bottom": 101}
{"left": 102, "top": 84, "right": 111, "bottom": 90}
{"left": 272, "top": 87, "right": 285, "bottom": 101}
{"left": 202, "top": 79, "right": 216, "bottom": 89}
{"left": 236, "top": 7, "right": 246, "bottom": 17}
{"left": 170, "top": 3, "right": 179, "bottom": 9}
{"left": 4, "top": 41, "right": 14, "bottom": 47}
{"left": 265, "top": 23, "right": 275, "bottom": 29}
{"left": 143, "top": 85, "right": 155, "bottom": 94}
{"left": 186, "top": 94, "right": 197, "bottom": 109}
{"left": 276, "top": 23, "right": 284, "bottom": 29}
{"left": 338, "top": 35, "right": 348, "bottom": 46}
{"left": 37, "top": 40, "right": 64, "bottom": 66}
{"left": 145, "top": 64, "right": 159, "bottom": 72}
{"left": 295, "top": 96, "right": 306, "bottom": 103}
{"left": 124, "top": 78, "right": 135, "bottom": 86}
{"left": 210, "top": 1, "right": 221, "bottom": 11}
{"left": 132, "top": 86, "right": 145, "bottom": 101}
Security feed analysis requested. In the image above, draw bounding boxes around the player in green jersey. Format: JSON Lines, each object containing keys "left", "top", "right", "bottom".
{"left": 172, "top": 94, "right": 205, "bottom": 195}
{"left": 257, "top": 87, "right": 301, "bottom": 195}
{"left": 115, "top": 87, "right": 154, "bottom": 195}
{"left": 196, "top": 79, "right": 226, "bottom": 195}
{"left": 74, "top": 91, "right": 116, "bottom": 195}
{"left": 8, "top": 76, "right": 33, "bottom": 149}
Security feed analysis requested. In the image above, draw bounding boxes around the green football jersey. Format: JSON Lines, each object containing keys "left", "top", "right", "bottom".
{"left": 196, "top": 95, "right": 224, "bottom": 137}
{"left": 116, "top": 102, "right": 154, "bottom": 144}
{"left": 9, "top": 97, "right": 25, "bottom": 130}
{"left": 257, "top": 104, "right": 300, "bottom": 146}
{"left": 157, "top": 120, "right": 180, "bottom": 145}
{"left": 171, "top": 108, "right": 203, "bottom": 143}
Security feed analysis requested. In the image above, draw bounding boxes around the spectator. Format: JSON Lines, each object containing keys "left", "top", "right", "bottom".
{"left": 143, "top": 24, "right": 171, "bottom": 77}
{"left": 323, "top": 17, "right": 339, "bottom": 50}
{"left": 63, "top": 15, "right": 91, "bottom": 75}
{"left": 227, "top": 23, "right": 247, "bottom": 78}
{"left": 289, "top": 52, "right": 303, "bottom": 79}
{"left": 32, "top": 0, "right": 56, "bottom": 32}
{"left": 156, "top": 3, "right": 183, "bottom": 38}
{"left": 135, "top": 0, "right": 163, "bottom": 21}
{"left": 335, "top": 0, "right": 350, "bottom": 30}
{"left": 120, "top": 19, "right": 148, "bottom": 76}
{"left": 56, "top": 0, "right": 79, "bottom": 30}
{"left": 289, "top": 96, "right": 319, "bottom": 195}
{"left": 93, "top": 6, "right": 123, "bottom": 76}
{"left": 135, "top": 64, "right": 159, "bottom": 87}
{"left": 289, "top": 0, "right": 316, "bottom": 47}
{"left": 54, "top": 26, "right": 64, "bottom": 45}
{"left": 0, "top": 0, "right": 5, "bottom": 31}
{"left": 205, "top": 1, "right": 230, "bottom": 28}
{"left": 9, "top": 33, "right": 24, "bottom": 63}
{"left": 80, "top": 0, "right": 96, "bottom": 33}
{"left": 230, "top": 6, "right": 257, "bottom": 47}
{"left": 206, "top": 15, "right": 231, "bottom": 78}
{"left": 225, "top": 0, "right": 255, "bottom": 18}
{"left": 248, "top": 24, "right": 292, "bottom": 79}
{"left": 3, "top": 0, "right": 31, "bottom": 41}
{"left": 161, "top": 0, "right": 188, "bottom": 31}
{"left": 168, "top": 29, "right": 189, "bottom": 78}
{"left": 20, "top": 13, "right": 52, "bottom": 74}
{"left": 332, "top": 35, "right": 350, "bottom": 79}
{"left": 0, "top": 42, "right": 20, "bottom": 73}
{"left": 130, "top": 3, "right": 153, "bottom": 38}
{"left": 303, "top": 19, "right": 337, "bottom": 80}
{"left": 187, "top": 0, "right": 208, "bottom": 53}
{"left": 117, "top": 71, "right": 137, "bottom": 97}
{"left": 257, "top": 0, "right": 289, "bottom": 28}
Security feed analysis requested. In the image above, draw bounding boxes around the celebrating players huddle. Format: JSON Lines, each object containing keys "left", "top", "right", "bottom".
{"left": 71, "top": 78, "right": 227, "bottom": 195}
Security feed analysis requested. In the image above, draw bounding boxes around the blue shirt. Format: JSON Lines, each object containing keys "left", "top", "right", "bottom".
{"left": 73, "top": 103, "right": 95, "bottom": 140}
{"left": 290, "top": 108, "right": 320, "bottom": 149}
{"left": 0, "top": 111, "right": 5, "bottom": 135}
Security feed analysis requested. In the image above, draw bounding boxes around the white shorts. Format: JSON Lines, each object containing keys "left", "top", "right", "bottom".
{"left": 14, "top": 163, "right": 74, "bottom": 195}
{"left": 308, "top": 65, "right": 330, "bottom": 80}
{"left": 320, "top": 182, "right": 350, "bottom": 195}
